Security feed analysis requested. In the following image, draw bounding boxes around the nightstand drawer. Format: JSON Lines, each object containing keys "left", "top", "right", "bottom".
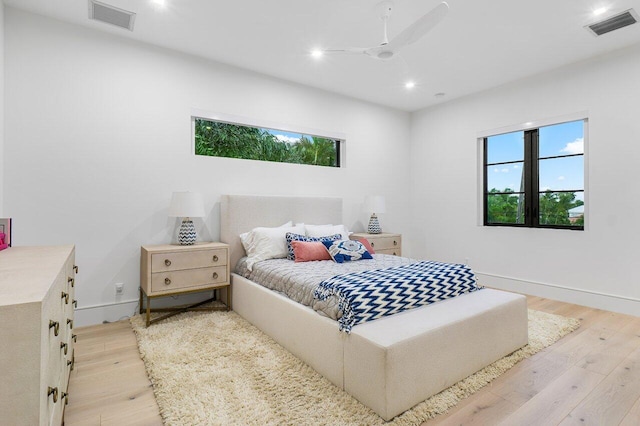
{"left": 151, "top": 248, "right": 227, "bottom": 272}
{"left": 151, "top": 265, "right": 228, "bottom": 293}
{"left": 369, "top": 236, "right": 401, "bottom": 251}
{"left": 375, "top": 248, "right": 402, "bottom": 256}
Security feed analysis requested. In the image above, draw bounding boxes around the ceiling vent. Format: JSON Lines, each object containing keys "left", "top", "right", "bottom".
{"left": 586, "top": 9, "right": 638, "bottom": 36}
{"left": 88, "top": 0, "right": 136, "bottom": 31}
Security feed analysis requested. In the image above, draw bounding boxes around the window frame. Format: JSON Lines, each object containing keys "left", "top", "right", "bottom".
{"left": 480, "top": 115, "right": 587, "bottom": 231}
{"left": 191, "top": 110, "right": 346, "bottom": 168}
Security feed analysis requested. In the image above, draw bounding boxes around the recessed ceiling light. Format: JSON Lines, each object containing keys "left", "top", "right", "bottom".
{"left": 311, "top": 49, "right": 324, "bottom": 59}
{"left": 405, "top": 81, "right": 416, "bottom": 89}
{"left": 593, "top": 6, "right": 608, "bottom": 16}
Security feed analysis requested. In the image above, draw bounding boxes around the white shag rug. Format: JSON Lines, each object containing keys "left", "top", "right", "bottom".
{"left": 130, "top": 309, "right": 579, "bottom": 425}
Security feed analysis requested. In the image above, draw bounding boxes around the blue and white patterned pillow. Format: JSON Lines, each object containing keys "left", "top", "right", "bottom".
{"left": 322, "top": 240, "right": 373, "bottom": 263}
{"left": 285, "top": 233, "right": 342, "bottom": 260}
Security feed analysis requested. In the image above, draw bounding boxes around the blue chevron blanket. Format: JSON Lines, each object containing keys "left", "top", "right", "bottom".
{"left": 314, "top": 261, "right": 481, "bottom": 333}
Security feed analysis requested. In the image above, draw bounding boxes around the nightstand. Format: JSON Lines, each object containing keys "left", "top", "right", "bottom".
{"left": 350, "top": 232, "right": 402, "bottom": 256}
{"left": 140, "top": 242, "right": 231, "bottom": 326}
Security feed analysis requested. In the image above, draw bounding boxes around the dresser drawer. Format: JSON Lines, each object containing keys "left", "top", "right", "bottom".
{"left": 368, "top": 236, "right": 401, "bottom": 251}
{"left": 151, "top": 248, "right": 227, "bottom": 272}
{"left": 151, "top": 266, "right": 228, "bottom": 293}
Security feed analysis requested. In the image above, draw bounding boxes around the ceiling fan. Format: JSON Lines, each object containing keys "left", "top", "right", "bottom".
{"left": 321, "top": 1, "right": 449, "bottom": 60}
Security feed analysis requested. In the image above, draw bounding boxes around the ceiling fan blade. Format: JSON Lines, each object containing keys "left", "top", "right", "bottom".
{"left": 323, "top": 47, "right": 369, "bottom": 54}
{"left": 386, "top": 1, "right": 449, "bottom": 51}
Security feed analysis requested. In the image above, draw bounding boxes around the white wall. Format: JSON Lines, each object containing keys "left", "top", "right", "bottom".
{"left": 3, "top": 9, "right": 411, "bottom": 325}
{"left": 0, "top": 3, "right": 5, "bottom": 217}
{"left": 410, "top": 43, "right": 640, "bottom": 316}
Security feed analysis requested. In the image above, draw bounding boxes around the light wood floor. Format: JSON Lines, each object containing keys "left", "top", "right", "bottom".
{"left": 64, "top": 295, "right": 640, "bottom": 425}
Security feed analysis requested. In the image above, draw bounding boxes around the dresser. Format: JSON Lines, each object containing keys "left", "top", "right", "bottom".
{"left": 350, "top": 232, "right": 402, "bottom": 256}
{"left": 140, "top": 242, "right": 231, "bottom": 326}
{"left": 0, "top": 246, "right": 77, "bottom": 425}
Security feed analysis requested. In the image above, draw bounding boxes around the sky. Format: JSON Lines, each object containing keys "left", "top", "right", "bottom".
{"left": 486, "top": 120, "right": 584, "bottom": 201}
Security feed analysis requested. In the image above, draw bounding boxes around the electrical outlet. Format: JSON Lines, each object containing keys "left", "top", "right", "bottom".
{"left": 115, "top": 283, "right": 124, "bottom": 294}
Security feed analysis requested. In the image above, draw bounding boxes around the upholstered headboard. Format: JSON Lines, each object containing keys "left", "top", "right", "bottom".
{"left": 220, "top": 195, "right": 343, "bottom": 270}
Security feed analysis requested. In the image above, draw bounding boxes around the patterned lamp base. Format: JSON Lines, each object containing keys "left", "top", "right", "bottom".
{"left": 367, "top": 214, "right": 382, "bottom": 234}
{"left": 178, "top": 219, "right": 197, "bottom": 245}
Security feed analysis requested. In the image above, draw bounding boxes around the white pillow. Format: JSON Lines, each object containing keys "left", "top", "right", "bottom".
{"left": 242, "top": 223, "right": 304, "bottom": 271}
{"left": 240, "top": 221, "right": 291, "bottom": 248}
{"left": 305, "top": 224, "right": 349, "bottom": 241}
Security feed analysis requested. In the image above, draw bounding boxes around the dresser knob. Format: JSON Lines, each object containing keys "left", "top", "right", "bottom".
{"left": 49, "top": 320, "right": 60, "bottom": 337}
{"left": 67, "top": 319, "right": 73, "bottom": 329}
{"left": 164, "top": 278, "right": 171, "bottom": 285}
{"left": 62, "top": 392, "right": 69, "bottom": 405}
{"left": 61, "top": 292, "right": 69, "bottom": 304}
{"left": 164, "top": 259, "right": 172, "bottom": 266}
{"left": 72, "top": 334, "right": 77, "bottom": 343}
{"left": 60, "top": 342, "right": 68, "bottom": 355}
{"left": 73, "top": 299, "right": 78, "bottom": 308}
{"left": 212, "top": 272, "right": 218, "bottom": 279}
{"left": 393, "top": 252, "right": 397, "bottom": 256}
{"left": 370, "top": 242, "right": 375, "bottom": 247}
{"left": 68, "top": 277, "right": 74, "bottom": 287}
{"left": 74, "top": 265, "right": 79, "bottom": 274}
{"left": 212, "top": 255, "right": 219, "bottom": 262}
{"left": 48, "top": 386, "right": 58, "bottom": 403}
{"left": 393, "top": 240, "right": 398, "bottom": 246}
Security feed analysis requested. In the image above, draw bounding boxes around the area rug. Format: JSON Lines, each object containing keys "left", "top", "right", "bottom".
{"left": 130, "top": 309, "right": 579, "bottom": 425}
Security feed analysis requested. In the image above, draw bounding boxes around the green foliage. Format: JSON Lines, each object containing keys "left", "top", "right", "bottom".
{"left": 487, "top": 189, "right": 525, "bottom": 224}
{"left": 487, "top": 188, "right": 584, "bottom": 227}
{"left": 539, "top": 191, "right": 584, "bottom": 226}
{"left": 194, "top": 119, "right": 338, "bottom": 167}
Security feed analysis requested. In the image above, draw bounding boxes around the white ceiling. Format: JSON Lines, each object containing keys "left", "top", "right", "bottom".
{"left": 5, "top": 0, "right": 640, "bottom": 111}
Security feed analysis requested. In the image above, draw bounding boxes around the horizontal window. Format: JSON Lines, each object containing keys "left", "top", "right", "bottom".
{"left": 484, "top": 119, "right": 585, "bottom": 230}
{"left": 194, "top": 118, "right": 341, "bottom": 167}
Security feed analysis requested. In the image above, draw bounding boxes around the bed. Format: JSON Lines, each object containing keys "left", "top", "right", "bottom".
{"left": 220, "top": 194, "right": 528, "bottom": 421}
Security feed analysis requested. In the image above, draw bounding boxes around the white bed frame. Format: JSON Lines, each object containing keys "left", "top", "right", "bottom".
{"left": 221, "top": 194, "right": 528, "bottom": 421}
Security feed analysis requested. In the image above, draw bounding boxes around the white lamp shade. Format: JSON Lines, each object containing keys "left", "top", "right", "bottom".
{"left": 365, "top": 195, "right": 386, "bottom": 214}
{"left": 168, "top": 192, "right": 205, "bottom": 218}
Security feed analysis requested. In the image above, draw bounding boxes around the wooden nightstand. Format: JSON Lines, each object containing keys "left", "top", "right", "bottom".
{"left": 140, "top": 242, "right": 230, "bottom": 326}
{"left": 350, "top": 232, "right": 402, "bottom": 256}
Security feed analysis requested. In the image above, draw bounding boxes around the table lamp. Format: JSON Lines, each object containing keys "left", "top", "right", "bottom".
{"left": 169, "top": 191, "right": 205, "bottom": 245}
{"left": 365, "top": 195, "right": 386, "bottom": 234}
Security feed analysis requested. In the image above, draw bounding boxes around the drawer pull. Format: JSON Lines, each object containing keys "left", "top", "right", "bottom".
{"left": 212, "top": 255, "right": 219, "bottom": 262}
{"left": 48, "top": 386, "right": 58, "bottom": 403}
{"left": 68, "top": 277, "right": 75, "bottom": 287}
{"left": 62, "top": 392, "right": 69, "bottom": 405}
{"left": 49, "top": 320, "right": 60, "bottom": 336}
{"left": 393, "top": 252, "right": 397, "bottom": 256}
{"left": 73, "top": 299, "right": 78, "bottom": 308}
{"left": 72, "top": 334, "right": 77, "bottom": 343}
{"left": 61, "top": 292, "right": 69, "bottom": 304}
{"left": 164, "top": 278, "right": 171, "bottom": 285}
{"left": 74, "top": 265, "right": 79, "bottom": 274}
{"left": 67, "top": 319, "right": 73, "bottom": 329}
{"left": 164, "top": 259, "right": 172, "bottom": 267}
{"left": 67, "top": 359, "right": 73, "bottom": 368}
{"left": 370, "top": 242, "right": 375, "bottom": 247}
{"left": 393, "top": 240, "right": 398, "bottom": 246}
{"left": 61, "top": 342, "right": 68, "bottom": 355}
{"left": 212, "top": 272, "right": 218, "bottom": 279}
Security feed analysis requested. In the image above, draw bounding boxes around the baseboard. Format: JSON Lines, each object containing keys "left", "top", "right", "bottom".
{"left": 74, "top": 292, "right": 216, "bottom": 327}
{"left": 477, "top": 271, "right": 640, "bottom": 317}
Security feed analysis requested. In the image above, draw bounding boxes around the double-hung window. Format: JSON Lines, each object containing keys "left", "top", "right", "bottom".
{"left": 484, "top": 119, "right": 585, "bottom": 230}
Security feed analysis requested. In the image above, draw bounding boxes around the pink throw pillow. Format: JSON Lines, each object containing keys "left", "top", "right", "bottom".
{"left": 358, "top": 238, "right": 375, "bottom": 254}
{"left": 292, "top": 241, "right": 331, "bottom": 262}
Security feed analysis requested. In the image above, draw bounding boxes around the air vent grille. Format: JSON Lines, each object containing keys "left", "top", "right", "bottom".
{"left": 89, "top": 0, "right": 136, "bottom": 31}
{"left": 586, "top": 9, "right": 638, "bottom": 36}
